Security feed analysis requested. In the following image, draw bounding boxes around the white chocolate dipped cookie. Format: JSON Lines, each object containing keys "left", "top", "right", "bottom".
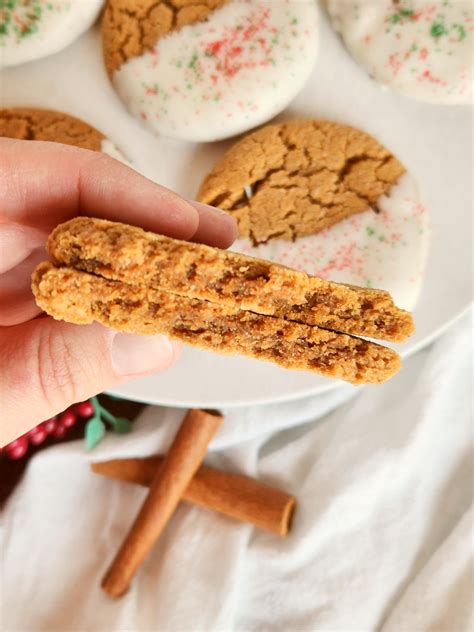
{"left": 102, "top": 0, "right": 319, "bottom": 142}
{"left": 325, "top": 0, "right": 473, "bottom": 105}
{"left": 198, "top": 119, "right": 429, "bottom": 311}
{"left": 0, "top": 0, "right": 103, "bottom": 68}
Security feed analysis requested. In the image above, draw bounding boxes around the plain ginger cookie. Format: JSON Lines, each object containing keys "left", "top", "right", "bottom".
{"left": 45, "top": 217, "right": 415, "bottom": 342}
{"left": 0, "top": 0, "right": 103, "bottom": 68}
{"left": 0, "top": 107, "right": 128, "bottom": 160}
{"left": 101, "top": 0, "right": 319, "bottom": 142}
{"left": 33, "top": 261, "right": 401, "bottom": 385}
{"left": 32, "top": 217, "right": 412, "bottom": 384}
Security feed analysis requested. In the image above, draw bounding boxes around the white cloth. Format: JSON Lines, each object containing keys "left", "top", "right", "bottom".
{"left": 1, "top": 310, "right": 473, "bottom": 631}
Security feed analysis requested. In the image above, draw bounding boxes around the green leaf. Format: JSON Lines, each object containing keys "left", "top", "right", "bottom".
{"left": 85, "top": 417, "right": 106, "bottom": 451}
{"left": 110, "top": 417, "right": 132, "bottom": 434}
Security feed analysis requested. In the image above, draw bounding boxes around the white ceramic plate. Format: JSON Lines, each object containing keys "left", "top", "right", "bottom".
{"left": 2, "top": 7, "right": 472, "bottom": 408}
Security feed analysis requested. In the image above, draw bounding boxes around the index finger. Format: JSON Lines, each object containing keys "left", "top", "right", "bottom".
{"left": 0, "top": 138, "right": 237, "bottom": 247}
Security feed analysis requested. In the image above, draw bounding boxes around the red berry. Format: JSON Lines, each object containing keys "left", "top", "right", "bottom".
{"left": 28, "top": 426, "right": 48, "bottom": 446}
{"left": 74, "top": 401, "right": 95, "bottom": 418}
{"left": 42, "top": 418, "right": 58, "bottom": 435}
{"left": 51, "top": 425, "right": 67, "bottom": 439}
{"left": 6, "top": 436, "right": 29, "bottom": 460}
{"left": 59, "top": 410, "right": 77, "bottom": 429}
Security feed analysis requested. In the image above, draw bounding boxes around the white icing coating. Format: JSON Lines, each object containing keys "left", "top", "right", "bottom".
{"left": 113, "top": 0, "right": 319, "bottom": 142}
{"left": 0, "top": 0, "right": 103, "bottom": 68}
{"left": 326, "top": 0, "right": 473, "bottom": 105}
{"left": 100, "top": 138, "right": 131, "bottom": 166}
{"left": 231, "top": 173, "right": 429, "bottom": 311}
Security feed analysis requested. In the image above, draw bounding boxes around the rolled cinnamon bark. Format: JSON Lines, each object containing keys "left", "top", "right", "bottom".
{"left": 101, "top": 409, "right": 223, "bottom": 598}
{"left": 92, "top": 457, "right": 296, "bottom": 538}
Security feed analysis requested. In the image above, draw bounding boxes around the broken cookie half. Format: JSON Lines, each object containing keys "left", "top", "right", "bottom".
{"left": 32, "top": 217, "right": 414, "bottom": 385}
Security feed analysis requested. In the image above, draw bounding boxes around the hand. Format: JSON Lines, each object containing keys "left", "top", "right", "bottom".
{"left": 0, "top": 139, "right": 237, "bottom": 445}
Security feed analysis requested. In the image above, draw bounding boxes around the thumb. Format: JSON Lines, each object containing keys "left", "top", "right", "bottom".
{"left": 0, "top": 318, "right": 180, "bottom": 445}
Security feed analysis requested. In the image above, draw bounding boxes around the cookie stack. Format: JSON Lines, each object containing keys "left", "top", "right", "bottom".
{"left": 32, "top": 217, "right": 414, "bottom": 385}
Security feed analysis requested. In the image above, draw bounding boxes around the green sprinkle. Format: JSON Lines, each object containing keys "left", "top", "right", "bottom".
{"left": 400, "top": 9, "right": 414, "bottom": 17}
{"left": 366, "top": 279, "right": 373, "bottom": 288}
{"left": 0, "top": 23, "right": 6, "bottom": 35}
{"left": 366, "top": 226, "right": 375, "bottom": 237}
{"left": 457, "top": 24, "right": 466, "bottom": 41}
{"left": 430, "top": 22, "right": 446, "bottom": 37}
{"left": 188, "top": 52, "right": 198, "bottom": 71}
{"left": 389, "top": 13, "right": 401, "bottom": 24}
{"left": 378, "top": 235, "right": 385, "bottom": 242}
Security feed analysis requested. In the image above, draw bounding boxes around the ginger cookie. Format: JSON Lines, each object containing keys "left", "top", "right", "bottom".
{"left": 46, "top": 217, "right": 414, "bottom": 342}
{"left": 0, "top": 0, "right": 104, "bottom": 68}
{"left": 32, "top": 262, "right": 401, "bottom": 385}
{"left": 101, "top": 0, "right": 319, "bottom": 142}
{"left": 198, "top": 119, "right": 429, "bottom": 311}
{"left": 32, "top": 217, "right": 413, "bottom": 384}
{"left": 0, "top": 107, "right": 128, "bottom": 160}
{"left": 325, "top": 0, "right": 473, "bottom": 105}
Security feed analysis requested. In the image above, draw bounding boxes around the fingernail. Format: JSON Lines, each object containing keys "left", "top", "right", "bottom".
{"left": 190, "top": 200, "right": 238, "bottom": 224}
{"left": 188, "top": 201, "right": 238, "bottom": 247}
{"left": 111, "top": 332, "right": 178, "bottom": 376}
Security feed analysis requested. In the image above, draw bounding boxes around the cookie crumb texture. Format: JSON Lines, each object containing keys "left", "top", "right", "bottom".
{"left": 0, "top": 0, "right": 103, "bottom": 68}
{"left": 325, "top": 0, "right": 473, "bottom": 105}
{"left": 198, "top": 119, "right": 405, "bottom": 243}
{"left": 0, "top": 107, "right": 104, "bottom": 150}
{"left": 104, "top": 0, "right": 319, "bottom": 142}
{"left": 32, "top": 263, "right": 401, "bottom": 385}
{"left": 47, "top": 217, "right": 414, "bottom": 342}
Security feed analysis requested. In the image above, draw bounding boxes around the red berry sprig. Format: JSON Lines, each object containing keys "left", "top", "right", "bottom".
{"left": 2, "top": 400, "right": 96, "bottom": 460}
{"left": 1, "top": 397, "right": 132, "bottom": 459}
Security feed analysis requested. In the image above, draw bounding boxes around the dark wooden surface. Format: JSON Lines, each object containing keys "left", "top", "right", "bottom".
{"left": 0, "top": 395, "right": 145, "bottom": 508}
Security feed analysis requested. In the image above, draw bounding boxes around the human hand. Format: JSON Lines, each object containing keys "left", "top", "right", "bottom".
{"left": 0, "top": 139, "right": 237, "bottom": 445}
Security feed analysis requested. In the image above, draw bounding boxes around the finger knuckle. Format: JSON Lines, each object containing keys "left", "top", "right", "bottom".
{"left": 35, "top": 326, "right": 84, "bottom": 409}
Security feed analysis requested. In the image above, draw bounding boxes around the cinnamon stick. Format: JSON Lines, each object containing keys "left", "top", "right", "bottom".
{"left": 92, "top": 457, "right": 296, "bottom": 538}
{"left": 101, "top": 409, "right": 223, "bottom": 598}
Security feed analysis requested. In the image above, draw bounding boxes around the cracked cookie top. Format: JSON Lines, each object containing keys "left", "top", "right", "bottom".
{"left": 197, "top": 119, "right": 406, "bottom": 243}
{"left": 0, "top": 107, "right": 130, "bottom": 165}
{"left": 0, "top": 107, "right": 105, "bottom": 149}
